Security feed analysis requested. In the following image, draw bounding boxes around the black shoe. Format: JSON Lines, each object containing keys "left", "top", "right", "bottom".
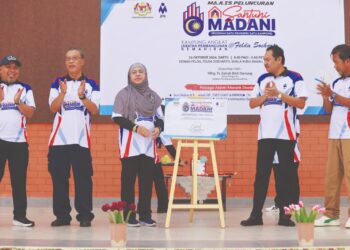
{"left": 51, "top": 219, "right": 70, "bottom": 227}
{"left": 240, "top": 215, "right": 263, "bottom": 226}
{"left": 80, "top": 221, "right": 91, "bottom": 227}
{"left": 127, "top": 218, "right": 140, "bottom": 227}
{"left": 139, "top": 218, "right": 156, "bottom": 227}
{"left": 13, "top": 217, "right": 35, "bottom": 227}
{"left": 278, "top": 215, "right": 295, "bottom": 227}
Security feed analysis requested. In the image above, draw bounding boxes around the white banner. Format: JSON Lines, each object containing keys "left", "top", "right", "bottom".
{"left": 100, "top": 0, "right": 344, "bottom": 115}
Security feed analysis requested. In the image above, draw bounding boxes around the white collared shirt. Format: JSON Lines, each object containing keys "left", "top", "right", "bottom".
{"left": 251, "top": 70, "right": 308, "bottom": 140}
{"left": 48, "top": 76, "right": 100, "bottom": 148}
{"left": 0, "top": 82, "right": 36, "bottom": 142}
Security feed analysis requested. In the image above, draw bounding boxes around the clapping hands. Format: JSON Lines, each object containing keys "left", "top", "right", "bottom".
{"left": 59, "top": 79, "right": 67, "bottom": 94}
{"left": 316, "top": 80, "right": 332, "bottom": 98}
{"left": 14, "top": 87, "right": 24, "bottom": 104}
{"left": 78, "top": 80, "right": 86, "bottom": 97}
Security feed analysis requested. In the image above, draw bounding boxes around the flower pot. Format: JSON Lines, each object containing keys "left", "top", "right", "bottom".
{"left": 110, "top": 223, "right": 127, "bottom": 247}
{"left": 296, "top": 222, "right": 314, "bottom": 247}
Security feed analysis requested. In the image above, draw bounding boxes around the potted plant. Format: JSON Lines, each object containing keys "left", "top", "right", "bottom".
{"left": 284, "top": 201, "right": 325, "bottom": 247}
{"left": 102, "top": 201, "right": 136, "bottom": 247}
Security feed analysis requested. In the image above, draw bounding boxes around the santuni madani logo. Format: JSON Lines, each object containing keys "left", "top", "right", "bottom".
{"left": 183, "top": 2, "right": 204, "bottom": 36}
{"left": 182, "top": 3, "right": 276, "bottom": 37}
{"left": 208, "top": 5, "right": 276, "bottom": 36}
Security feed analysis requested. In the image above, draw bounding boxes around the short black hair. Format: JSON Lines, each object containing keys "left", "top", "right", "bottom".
{"left": 266, "top": 45, "right": 285, "bottom": 65}
{"left": 66, "top": 48, "right": 85, "bottom": 59}
{"left": 331, "top": 44, "right": 350, "bottom": 61}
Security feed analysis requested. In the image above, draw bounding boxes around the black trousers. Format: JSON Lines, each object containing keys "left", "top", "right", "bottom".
{"left": 272, "top": 162, "right": 300, "bottom": 206}
{"left": 48, "top": 145, "right": 94, "bottom": 222}
{"left": 153, "top": 163, "right": 168, "bottom": 210}
{"left": 121, "top": 155, "right": 154, "bottom": 221}
{"left": 0, "top": 139, "right": 29, "bottom": 219}
{"left": 251, "top": 139, "right": 295, "bottom": 217}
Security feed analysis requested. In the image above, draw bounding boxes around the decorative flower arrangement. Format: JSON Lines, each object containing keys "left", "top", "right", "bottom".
{"left": 102, "top": 201, "right": 136, "bottom": 224}
{"left": 284, "top": 201, "right": 326, "bottom": 223}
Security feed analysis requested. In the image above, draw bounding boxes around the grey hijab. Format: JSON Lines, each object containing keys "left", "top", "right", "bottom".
{"left": 113, "top": 63, "right": 162, "bottom": 121}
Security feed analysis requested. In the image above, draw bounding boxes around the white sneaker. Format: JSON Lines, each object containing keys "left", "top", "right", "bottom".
{"left": 345, "top": 218, "right": 350, "bottom": 228}
{"left": 12, "top": 217, "right": 35, "bottom": 227}
{"left": 314, "top": 216, "right": 340, "bottom": 227}
{"left": 265, "top": 205, "right": 279, "bottom": 212}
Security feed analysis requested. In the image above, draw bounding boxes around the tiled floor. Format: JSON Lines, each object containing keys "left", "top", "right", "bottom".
{"left": 0, "top": 198, "right": 350, "bottom": 249}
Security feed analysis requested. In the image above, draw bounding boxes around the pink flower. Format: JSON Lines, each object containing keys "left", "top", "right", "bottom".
{"left": 298, "top": 201, "right": 304, "bottom": 208}
{"left": 287, "top": 202, "right": 326, "bottom": 223}
{"left": 284, "top": 206, "right": 291, "bottom": 215}
{"left": 318, "top": 207, "right": 326, "bottom": 214}
{"left": 289, "top": 204, "right": 296, "bottom": 211}
{"left": 312, "top": 204, "right": 321, "bottom": 211}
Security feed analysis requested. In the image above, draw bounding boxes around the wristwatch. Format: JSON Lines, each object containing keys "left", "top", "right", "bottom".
{"left": 133, "top": 125, "right": 139, "bottom": 133}
{"left": 277, "top": 92, "right": 282, "bottom": 99}
{"left": 79, "top": 94, "right": 86, "bottom": 100}
{"left": 331, "top": 92, "right": 337, "bottom": 100}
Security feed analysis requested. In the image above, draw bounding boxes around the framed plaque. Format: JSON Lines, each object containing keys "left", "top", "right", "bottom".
{"left": 164, "top": 98, "right": 227, "bottom": 139}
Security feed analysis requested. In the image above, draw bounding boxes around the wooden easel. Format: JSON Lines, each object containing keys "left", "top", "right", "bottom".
{"left": 165, "top": 138, "right": 225, "bottom": 228}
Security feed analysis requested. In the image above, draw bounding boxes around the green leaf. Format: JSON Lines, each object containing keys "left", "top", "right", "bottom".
{"left": 125, "top": 210, "right": 132, "bottom": 223}
{"left": 295, "top": 212, "right": 300, "bottom": 223}
{"left": 309, "top": 210, "right": 317, "bottom": 222}
{"left": 300, "top": 207, "right": 307, "bottom": 222}
{"left": 116, "top": 211, "right": 123, "bottom": 224}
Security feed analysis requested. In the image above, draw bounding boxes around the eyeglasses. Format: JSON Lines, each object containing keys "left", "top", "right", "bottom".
{"left": 65, "top": 56, "right": 81, "bottom": 62}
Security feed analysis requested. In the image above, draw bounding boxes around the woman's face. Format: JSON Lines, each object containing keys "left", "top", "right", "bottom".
{"left": 130, "top": 66, "right": 146, "bottom": 85}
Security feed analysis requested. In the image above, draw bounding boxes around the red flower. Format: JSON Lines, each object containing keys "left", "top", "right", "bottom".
{"left": 111, "top": 202, "right": 118, "bottom": 211}
{"left": 116, "top": 201, "right": 124, "bottom": 211}
{"left": 101, "top": 204, "right": 110, "bottom": 212}
{"left": 129, "top": 203, "right": 136, "bottom": 212}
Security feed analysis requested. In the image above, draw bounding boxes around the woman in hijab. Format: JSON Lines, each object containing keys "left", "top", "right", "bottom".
{"left": 112, "top": 63, "right": 163, "bottom": 227}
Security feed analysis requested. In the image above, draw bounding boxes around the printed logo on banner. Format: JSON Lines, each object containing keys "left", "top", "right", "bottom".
{"left": 159, "top": 2, "right": 167, "bottom": 18}
{"left": 190, "top": 103, "right": 213, "bottom": 113}
{"left": 208, "top": 5, "right": 276, "bottom": 36}
{"left": 183, "top": 2, "right": 204, "bottom": 36}
{"left": 133, "top": 2, "right": 153, "bottom": 18}
{"left": 182, "top": 102, "right": 190, "bottom": 112}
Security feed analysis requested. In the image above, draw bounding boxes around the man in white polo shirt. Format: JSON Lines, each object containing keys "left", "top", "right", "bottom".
{"left": 241, "top": 45, "right": 307, "bottom": 227}
{"left": 315, "top": 44, "right": 350, "bottom": 228}
{"left": 0, "top": 55, "right": 36, "bottom": 227}
{"left": 48, "top": 48, "right": 100, "bottom": 227}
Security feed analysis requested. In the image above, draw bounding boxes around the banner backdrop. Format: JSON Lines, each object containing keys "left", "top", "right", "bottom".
{"left": 100, "top": 0, "right": 344, "bottom": 115}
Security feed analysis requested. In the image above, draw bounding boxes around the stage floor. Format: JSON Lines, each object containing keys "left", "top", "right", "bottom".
{"left": 0, "top": 198, "right": 350, "bottom": 249}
